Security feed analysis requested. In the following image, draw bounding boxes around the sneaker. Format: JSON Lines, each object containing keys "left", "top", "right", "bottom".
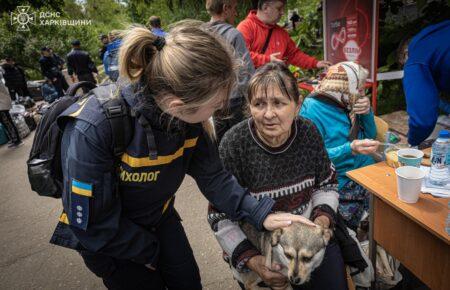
{"left": 8, "top": 141, "right": 24, "bottom": 148}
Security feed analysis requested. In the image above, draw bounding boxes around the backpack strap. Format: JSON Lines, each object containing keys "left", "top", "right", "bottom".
{"left": 66, "top": 81, "right": 97, "bottom": 97}
{"left": 84, "top": 83, "right": 132, "bottom": 157}
{"left": 136, "top": 113, "right": 158, "bottom": 160}
{"left": 102, "top": 97, "right": 132, "bottom": 157}
{"left": 261, "top": 28, "right": 274, "bottom": 54}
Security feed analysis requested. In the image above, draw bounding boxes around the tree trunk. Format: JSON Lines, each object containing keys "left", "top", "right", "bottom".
{"left": 167, "top": 0, "right": 174, "bottom": 12}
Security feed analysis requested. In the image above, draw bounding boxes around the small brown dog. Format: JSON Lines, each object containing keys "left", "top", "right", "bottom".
{"left": 233, "top": 221, "right": 332, "bottom": 290}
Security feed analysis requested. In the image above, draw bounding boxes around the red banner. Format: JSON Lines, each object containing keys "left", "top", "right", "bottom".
{"left": 324, "top": 0, "right": 377, "bottom": 80}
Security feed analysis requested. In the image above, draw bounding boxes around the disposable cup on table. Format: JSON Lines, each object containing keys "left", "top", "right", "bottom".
{"left": 395, "top": 166, "right": 426, "bottom": 203}
{"left": 397, "top": 148, "right": 424, "bottom": 167}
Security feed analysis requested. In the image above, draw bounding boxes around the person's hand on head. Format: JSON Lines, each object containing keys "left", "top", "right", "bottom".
{"left": 353, "top": 96, "right": 371, "bottom": 115}
{"left": 270, "top": 52, "right": 284, "bottom": 63}
{"left": 350, "top": 139, "right": 380, "bottom": 155}
{"left": 316, "top": 60, "right": 332, "bottom": 69}
{"left": 263, "top": 212, "right": 316, "bottom": 231}
{"left": 247, "top": 255, "right": 288, "bottom": 290}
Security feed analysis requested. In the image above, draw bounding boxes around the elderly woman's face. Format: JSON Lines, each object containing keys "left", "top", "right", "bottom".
{"left": 250, "top": 85, "right": 300, "bottom": 142}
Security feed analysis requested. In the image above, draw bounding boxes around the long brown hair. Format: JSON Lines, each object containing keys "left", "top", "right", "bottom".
{"left": 119, "top": 22, "right": 237, "bottom": 136}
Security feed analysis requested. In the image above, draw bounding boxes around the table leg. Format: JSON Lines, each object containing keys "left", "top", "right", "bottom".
{"left": 369, "top": 193, "right": 377, "bottom": 290}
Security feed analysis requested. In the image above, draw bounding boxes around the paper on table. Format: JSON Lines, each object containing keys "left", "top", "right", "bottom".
{"left": 420, "top": 166, "right": 450, "bottom": 198}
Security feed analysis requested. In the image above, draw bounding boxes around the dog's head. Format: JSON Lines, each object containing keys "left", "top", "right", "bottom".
{"left": 270, "top": 222, "right": 332, "bottom": 285}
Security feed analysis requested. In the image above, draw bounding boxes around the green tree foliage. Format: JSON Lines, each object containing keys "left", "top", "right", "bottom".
{"left": 0, "top": 0, "right": 65, "bottom": 14}
{"left": 124, "top": 0, "right": 254, "bottom": 27}
{"left": 376, "top": 0, "right": 449, "bottom": 114}
{"left": 287, "top": 0, "right": 322, "bottom": 57}
{"left": 0, "top": 0, "right": 129, "bottom": 80}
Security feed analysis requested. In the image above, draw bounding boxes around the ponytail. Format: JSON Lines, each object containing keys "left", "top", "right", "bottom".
{"left": 119, "top": 26, "right": 158, "bottom": 83}
{"left": 119, "top": 22, "right": 238, "bottom": 139}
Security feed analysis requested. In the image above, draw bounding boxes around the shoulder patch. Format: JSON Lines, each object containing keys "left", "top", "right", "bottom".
{"left": 71, "top": 178, "right": 93, "bottom": 197}
{"left": 70, "top": 179, "right": 92, "bottom": 230}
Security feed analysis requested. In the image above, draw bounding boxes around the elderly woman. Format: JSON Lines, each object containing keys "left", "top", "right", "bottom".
{"left": 300, "top": 62, "right": 380, "bottom": 230}
{"left": 208, "top": 62, "right": 347, "bottom": 290}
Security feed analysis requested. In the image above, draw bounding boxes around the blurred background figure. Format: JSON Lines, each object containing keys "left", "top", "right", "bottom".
{"left": 49, "top": 48, "right": 65, "bottom": 71}
{"left": 99, "top": 34, "right": 109, "bottom": 62}
{"left": 284, "top": 9, "right": 301, "bottom": 31}
{"left": 66, "top": 39, "right": 98, "bottom": 92}
{"left": 205, "top": 0, "right": 255, "bottom": 141}
{"left": 39, "top": 47, "right": 68, "bottom": 97}
{"left": 103, "top": 31, "right": 122, "bottom": 82}
{"left": 147, "top": 15, "right": 167, "bottom": 37}
{"left": 1, "top": 57, "right": 30, "bottom": 101}
{"left": 41, "top": 78, "right": 59, "bottom": 104}
{"left": 0, "top": 66, "right": 23, "bottom": 148}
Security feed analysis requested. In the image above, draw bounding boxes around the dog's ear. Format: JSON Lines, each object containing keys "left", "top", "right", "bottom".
{"left": 322, "top": 228, "right": 333, "bottom": 245}
{"left": 271, "top": 228, "right": 283, "bottom": 246}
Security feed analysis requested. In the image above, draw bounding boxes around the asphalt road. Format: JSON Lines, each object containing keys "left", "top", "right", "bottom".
{"left": 0, "top": 132, "right": 239, "bottom": 289}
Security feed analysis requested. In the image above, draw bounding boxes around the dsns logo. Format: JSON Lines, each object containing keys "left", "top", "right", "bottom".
{"left": 10, "top": 6, "right": 36, "bottom": 31}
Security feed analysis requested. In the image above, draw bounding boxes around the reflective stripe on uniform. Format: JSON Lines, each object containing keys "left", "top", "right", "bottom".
{"left": 59, "top": 212, "right": 69, "bottom": 224}
{"left": 162, "top": 196, "right": 174, "bottom": 214}
{"left": 69, "top": 98, "right": 90, "bottom": 117}
{"left": 121, "top": 137, "right": 198, "bottom": 168}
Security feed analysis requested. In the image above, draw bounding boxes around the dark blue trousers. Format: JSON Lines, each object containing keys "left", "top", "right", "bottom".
{"left": 80, "top": 214, "right": 202, "bottom": 290}
{"left": 295, "top": 241, "right": 348, "bottom": 290}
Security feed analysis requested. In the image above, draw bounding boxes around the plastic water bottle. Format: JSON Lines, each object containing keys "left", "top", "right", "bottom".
{"left": 428, "top": 130, "right": 450, "bottom": 186}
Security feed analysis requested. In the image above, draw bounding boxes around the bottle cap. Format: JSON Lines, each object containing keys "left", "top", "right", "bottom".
{"left": 438, "top": 130, "right": 449, "bottom": 139}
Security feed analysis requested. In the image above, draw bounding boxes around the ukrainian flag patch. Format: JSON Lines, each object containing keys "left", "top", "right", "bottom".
{"left": 71, "top": 179, "right": 93, "bottom": 197}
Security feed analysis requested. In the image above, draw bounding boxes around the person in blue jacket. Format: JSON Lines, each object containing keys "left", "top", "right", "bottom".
{"left": 50, "top": 23, "right": 303, "bottom": 290}
{"left": 103, "top": 31, "right": 122, "bottom": 82}
{"left": 300, "top": 62, "right": 379, "bottom": 230}
{"left": 147, "top": 15, "right": 167, "bottom": 37}
{"left": 41, "top": 78, "right": 59, "bottom": 103}
{"left": 402, "top": 20, "right": 450, "bottom": 146}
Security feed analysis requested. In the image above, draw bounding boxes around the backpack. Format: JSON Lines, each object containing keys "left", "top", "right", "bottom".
{"left": 27, "top": 81, "right": 132, "bottom": 198}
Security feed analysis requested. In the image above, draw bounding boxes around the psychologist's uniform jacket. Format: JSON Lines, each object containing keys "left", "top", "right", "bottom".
{"left": 50, "top": 84, "right": 274, "bottom": 267}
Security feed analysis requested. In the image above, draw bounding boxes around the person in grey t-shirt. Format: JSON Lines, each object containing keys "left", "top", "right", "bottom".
{"left": 205, "top": 0, "right": 256, "bottom": 142}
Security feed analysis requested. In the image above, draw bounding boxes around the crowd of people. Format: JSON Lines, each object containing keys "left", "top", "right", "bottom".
{"left": 1, "top": 0, "right": 448, "bottom": 289}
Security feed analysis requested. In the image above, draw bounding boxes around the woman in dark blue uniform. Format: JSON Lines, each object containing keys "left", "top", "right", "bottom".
{"left": 50, "top": 23, "right": 305, "bottom": 289}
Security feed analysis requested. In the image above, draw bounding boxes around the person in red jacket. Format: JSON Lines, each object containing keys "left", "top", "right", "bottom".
{"left": 238, "top": 0, "right": 331, "bottom": 69}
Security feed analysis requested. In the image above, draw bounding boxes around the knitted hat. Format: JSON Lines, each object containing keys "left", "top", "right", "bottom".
{"left": 317, "top": 62, "right": 368, "bottom": 104}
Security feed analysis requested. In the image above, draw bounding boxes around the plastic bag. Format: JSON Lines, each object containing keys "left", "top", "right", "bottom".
{"left": 12, "top": 114, "right": 30, "bottom": 139}
{"left": 9, "top": 104, "right": 26, "bottom": 115}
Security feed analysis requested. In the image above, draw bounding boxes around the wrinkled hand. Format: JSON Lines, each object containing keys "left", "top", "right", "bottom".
{"left": 263, "top": 212, "right": 316, "bottom": 231}
{"left": 270, "top": 52, "right": 284, "bottom": 63}
{"left": 247, "top": 255, "right": 288, "bottom": 290}
{"left": 316, "top": 60, "right": 332, "bottom": 69}
{"left": 353, "top": 97, "right": 371, "bottom": 115}
{"left": 350, "top": 139, "right": 379, "bottom": 155}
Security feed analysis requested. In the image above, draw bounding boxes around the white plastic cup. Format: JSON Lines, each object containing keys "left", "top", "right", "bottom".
{"left": 395, "top": 166, "right": 425, "bottom": 203}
